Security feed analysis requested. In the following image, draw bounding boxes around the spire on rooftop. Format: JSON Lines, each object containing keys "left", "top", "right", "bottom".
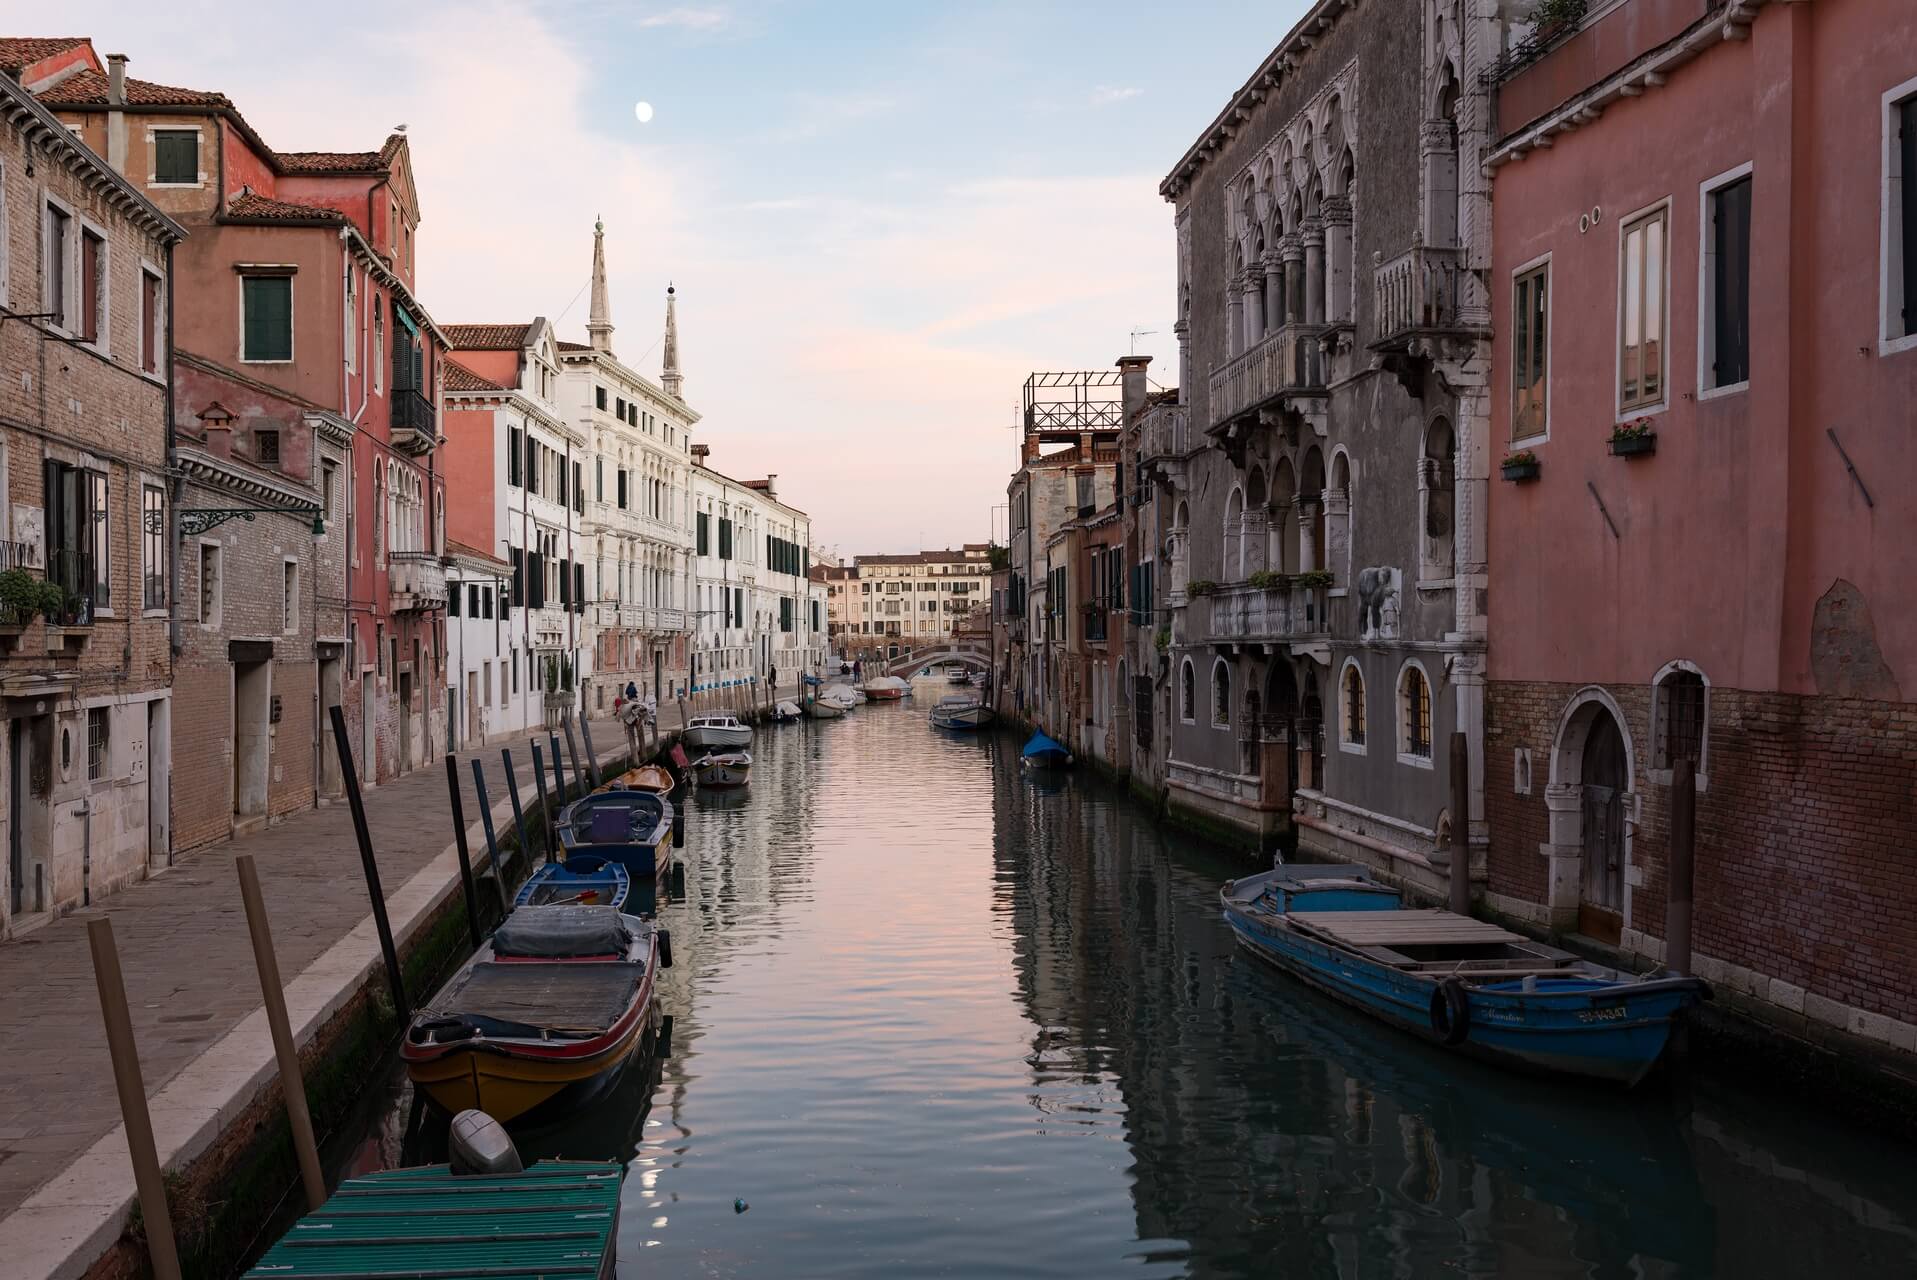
{"left": 662, "top": 282, "right": 683, "bottom": 400}
{"left": 587, "top": 216, "right": 614, "bottom": 354}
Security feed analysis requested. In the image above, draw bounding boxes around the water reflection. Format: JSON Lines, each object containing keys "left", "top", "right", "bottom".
{"left": 354, "top": 683, "right": 1915, "bottom": 1278}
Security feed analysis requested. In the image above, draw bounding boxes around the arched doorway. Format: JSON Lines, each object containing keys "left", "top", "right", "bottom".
{"left": 1546, "top": 690, "right": 1636, "bottom": 942}
{"left": 1265, "top": 661, "right": 1300, "bottom": 801}
{"left": 1580, "top": 711, "right": 1628, "bottom": 940}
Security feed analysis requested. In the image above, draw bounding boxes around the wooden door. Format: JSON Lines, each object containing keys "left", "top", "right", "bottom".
{"left": 1578, "top": 712, "right": 1627, "bottom": 942}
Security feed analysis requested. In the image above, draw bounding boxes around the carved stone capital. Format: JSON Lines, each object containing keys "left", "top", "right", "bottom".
{"left": 1320, "top": 195, "right": 1352, "bottom": 226}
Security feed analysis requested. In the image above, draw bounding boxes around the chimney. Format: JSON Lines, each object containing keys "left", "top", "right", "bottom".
{"left": 104, "top": 55, "right": 129, "bottom": 174}
{"left": 197, "top": 402, "right": 236, "bottom": 460}
{"left": 763, "top": 474, "right": 776, "bottom": 499}
{"left": 1117, "top": 354, "right": 1152, "bottom": 426}
{"left": 690, "top": 443, "right": 710, "bottom": 464}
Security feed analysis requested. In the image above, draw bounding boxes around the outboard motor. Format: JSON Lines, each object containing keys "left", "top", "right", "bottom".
{"left": 449, "top": 1110, "right": 523, "bottom": 1176}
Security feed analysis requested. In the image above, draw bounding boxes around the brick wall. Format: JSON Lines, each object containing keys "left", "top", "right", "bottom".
{"left": 171, "top": 662, "right": 232, "bottom": 853}
{"left": 1488, "top": 680, "right": 1917, "bottom": 1026}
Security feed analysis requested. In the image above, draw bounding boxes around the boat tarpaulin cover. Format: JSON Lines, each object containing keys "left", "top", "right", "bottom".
{"left": 1022, "top": 731, "right": 1067, "bottom": 758}
{"left": 493, "top": 905, "right": 633, "bottom": 959}
{"left": 433, "top": 962, "right": 644, "bottom": 1033}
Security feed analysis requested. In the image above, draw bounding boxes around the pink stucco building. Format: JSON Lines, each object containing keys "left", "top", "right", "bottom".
{"left": 1482, "top": 0, "right": 1917, "bottom": 1054}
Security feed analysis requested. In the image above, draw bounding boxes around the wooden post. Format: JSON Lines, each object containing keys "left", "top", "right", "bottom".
{"left": 502, "top": 747, "right": 533, "bottom": 864}
{"left": 579, "top": 709, "right": 602, "bottom": 787}
{"left": 562, "top": 719, "right": 586, "bottom": 801}
{"left": 330, "top": 706, "right": 408, "bottom": 1022}
{"left": 442, "top": 753, "right": 483, "bottom": 948}
{"left": 549, "top": 732, "right": 567, "bottom": 805}
{"left": 1667, "top": 754, "right": 1696, "bottom": 976}
{"left": 530, "top": 740, "right": 555, "bottom": 865}
{"left": 87, "top": 917, "right": 184, "bottom": 1280}
{"left": 235, "top": 854, "right": 326, "bottom": 1212}
{"left": 1448, "top": 730, "right": 1471, "bottom": 917}
{"left": 470, "top": 758, "right": 511, "bottom": 916}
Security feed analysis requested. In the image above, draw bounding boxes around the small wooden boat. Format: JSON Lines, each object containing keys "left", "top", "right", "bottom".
{"left": 1220, "top": 864, "right": 1709, "bottom": 1086}
{"left": 931, "top": 695, "right": 994, "bottom": 730}
{"left": 1020, "top": 730, "right": 1073, "bottom": 768}
{"left": 862, "top": 675, "right": 909, "bottom": 700}
{"left": 806, "top": 694, "right": 847, "bottom": 719}
{"left": 557, "top": 789, "right": 674, "bottom": 878}
{"left": 402, "top": 905, "right": 670, "bottom": 1121}
{"left": 244, "top": 1154, "right": 625, "bottom": 1280}
{"left": 596, "top": 763, "right": 674, "bottom": 794}
{"left": 683, "top": 713, "right": 752, "bottom": 749}
{"left": 691, "top": 750, "right": 751, "bottom": 788}
{"left": 770, "top": 699, "right": 804, "bottom": 723}
{"left": 515, "top": 857, "right": 630, "bottom": 909}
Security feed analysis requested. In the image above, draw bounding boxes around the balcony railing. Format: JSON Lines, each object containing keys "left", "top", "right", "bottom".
{"left": 1203, "top": 580, "right": 1329, "bottom": 645}
{"left": 389, "top": 550, "right": 447, "bottom": 612}
{"left": 1082, "top": 604, "right": 1109, "bottom": 644}
{"left": 1373, "top": 245, "right": 1466, "bottom": 349}
{"left": 1207, "top": 324, "right": 1325, "bottom": 431}
{"left": 390, "top": 390, "right": 437, "bottom": 453}
{"left": 1138, "top": 401, "right": 1190, "bottom": 461}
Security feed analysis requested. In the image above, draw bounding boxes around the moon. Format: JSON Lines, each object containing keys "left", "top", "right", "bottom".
{"left": 634, "top": 101, "right": 655, "bottom": 124}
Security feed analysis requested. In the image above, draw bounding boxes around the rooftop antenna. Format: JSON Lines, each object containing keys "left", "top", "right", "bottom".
{"left": 1130, "top": 327, "right": 1158, "bottom": 354}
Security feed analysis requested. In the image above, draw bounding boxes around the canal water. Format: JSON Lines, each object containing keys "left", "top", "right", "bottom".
{"left": 360, "top": 679, "right": 1917, "bottom": 1278}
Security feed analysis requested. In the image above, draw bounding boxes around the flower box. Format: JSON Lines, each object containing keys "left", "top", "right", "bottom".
{"left": 1609, "top": 431, "right": 1657, "bottom": 458}
{"left": 1501, "top": 460, "right": 1541, "bottom": 483}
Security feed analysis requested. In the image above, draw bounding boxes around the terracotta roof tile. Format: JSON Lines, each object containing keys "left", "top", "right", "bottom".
{"left": 277, "top": 149, "right": 386, "bottom": 173}
{"left": 556, "top": 340, "right": 592, "bottom": 353}
{"left": 0, "top": 36, "right": 88, "bottom": 73}
{"left": 223, "top": 191, "right": 346, "bottom": 224}
{"left": 443, "top": 363, "right": 510, "bottom": 393}
{"left": 34, "top": 67, "right": 230, "bottom": 107}
{"left": 444, "top": 323, "right": 531, "bottom": 350}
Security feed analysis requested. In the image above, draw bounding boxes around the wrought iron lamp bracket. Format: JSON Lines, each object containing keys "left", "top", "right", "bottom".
{"left": 157, "top": 505, "right": 325, "bottom": 537}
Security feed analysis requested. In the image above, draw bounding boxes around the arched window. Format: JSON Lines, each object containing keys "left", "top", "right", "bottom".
{"left": 1180, "top": 658, "right": 1195, "bottom": 723}
{"left": 1212, "top": 659, "right": 1232, "bottom": 729}
{"left": 1341, "top": 660, "right": 1366, "bottom": 748}
{"left": 1224, "top": 486, "right": 1245, "bottom": 579}
{"left": 1653, "top": 664, "right": 1709, "bottom": 775}
{"left": 1399, "top": 663, "right": 1433, "bottom": 761}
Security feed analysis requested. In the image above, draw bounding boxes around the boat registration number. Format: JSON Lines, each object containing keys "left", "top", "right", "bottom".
{"left": 1575, "top": 1005, "right": 1628, "bottom": 1023}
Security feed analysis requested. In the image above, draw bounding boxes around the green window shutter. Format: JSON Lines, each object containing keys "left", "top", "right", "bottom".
{"left": 243, "top": 277, "right": 292, "bottom": 361}
{"left": 155, "top": 131, "right": 197, "bottom": 184}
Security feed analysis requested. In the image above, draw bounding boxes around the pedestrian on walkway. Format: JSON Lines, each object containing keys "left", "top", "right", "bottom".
{"left": 769, "top": 663, "right": 779, "bottom": 698}
{"left": 854, "top": 658, "right": 863, "bottom": 682}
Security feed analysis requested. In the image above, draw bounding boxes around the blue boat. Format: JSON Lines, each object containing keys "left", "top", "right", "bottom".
{"left": 1020, "top": 730, "right": 1072, "bottom": 768}
{"left": 556, "top": 790, "right": 674, "bottom": 878}
{"left": 1221, "top": 863, "right": 1709, "bottom": 1086}
{"left": 516, "top": 856, "right": 631, "bottom": 910}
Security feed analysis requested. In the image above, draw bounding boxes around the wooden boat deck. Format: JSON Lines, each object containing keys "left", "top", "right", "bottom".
{"left": 1287, "top": 909, "right": 1525, "bottom": 948}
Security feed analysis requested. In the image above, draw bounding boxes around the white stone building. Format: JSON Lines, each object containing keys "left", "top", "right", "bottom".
{"left": 688, "top": 457, "right": 826, "bottom": 702}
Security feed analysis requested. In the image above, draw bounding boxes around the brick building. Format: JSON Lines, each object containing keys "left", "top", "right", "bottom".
{"left": 0, "top": 59, "right": 184, "bottom": 934}
{"left": 1482, "top": 0, "right": 1917, "bottom": 1046}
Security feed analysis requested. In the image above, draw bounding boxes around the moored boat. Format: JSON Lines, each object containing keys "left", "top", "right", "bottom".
{"left": 862, "top": 675, "right": 909, "bottom": 700}
{"left": 770, "top": 699, "right": 804, "bottom": 723}
{"left": 596, "top": 763, "right": 675, "bottom": 794}
{"left": 683, "top": 712, "right": 753, "bottom": 749}
{"left": 1020, "top": 730, "right": 1073, "bottom": 768}
{"left": 557, "top": 789, "right": 674, "bottom": 878}
{"left": 930, "top": 695, "right": 994, "bottom": 731}
{"left": 808, "top": 688, "right": 853, "bottom": 718}
{"left": 691, "top": 750, "right": 752, "bottom": 788}
{"left": 515, "top": 857, "right": 630, "bottom": 909}
{"left": 402, "top": 905, "right": 670, "bottom": 1122}
{"left": 1220, "top": 864, "right": 1709, "bottom": 1086}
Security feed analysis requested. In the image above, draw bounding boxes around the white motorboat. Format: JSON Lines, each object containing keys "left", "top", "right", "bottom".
{"left": 862, "top": 675, "right": 910, "bottom": 701}
{"left": 683, "top": 713, "right": 753, "bottom": 749}
{"left": 691, "top": 751, "right": 751, "bottom": 788}
{"left": 930, "top": 695, "right": 994, "bottom": 731}
{"left": 810, "top": 687, "right": 857, "bottom": 718}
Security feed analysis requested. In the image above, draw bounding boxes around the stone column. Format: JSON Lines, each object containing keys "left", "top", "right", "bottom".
{"left": 1302, "top": 220, "right": 1326, "bottom": 325}
{"left": 1281, "top": 233, "right": 1305, "bottom": 328}
{"left": 1321, "top": 197, "right": 1353, "bottom": 326}
{"left": 1420, "top": 118, "right": 1460, "bottom": 249}
{"left": 1242, "top": 270, "right": 1265, "bottom": 347}
{"left": 1296, "top": 501, "right": 1318, "bottom": 574}
{"left": 1262, "top": 252, "right": 1285, "bottom": 334}
{"left": 1226, "top": 278, "right": 1244, "bottom": 356}
{"left": 1173, "top": 318, "right": 1190, "bottom": 404}
{"left": 1322, "top": 485, "right": 1350, "bottom": 584}
{"left": 1241, "top": 507, "right": 1268, "bottom": 576}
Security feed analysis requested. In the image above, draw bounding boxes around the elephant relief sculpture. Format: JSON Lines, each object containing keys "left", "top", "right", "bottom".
{"left": 1357, "top": 566, "right": 1400, "bottom": 641}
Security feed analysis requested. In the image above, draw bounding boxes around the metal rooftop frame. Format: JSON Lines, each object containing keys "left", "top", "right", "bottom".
{"left": 1023, "top": 371, "right": 1124, "bottom": 437}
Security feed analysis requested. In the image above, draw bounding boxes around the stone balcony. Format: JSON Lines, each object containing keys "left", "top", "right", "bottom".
{"left": 1201, "top": 580, "right": 1331, "bottom": 647}
{"left": 388, "top": 551, "right": 447, "bottom": 613}
{"left": 1206, "top": 324, "right": 1327, "bottom": 434}
{"left": 1371, "top": 244, "right": 1467, "bottom": 351}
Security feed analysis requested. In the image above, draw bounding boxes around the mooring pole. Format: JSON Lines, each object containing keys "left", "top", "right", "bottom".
{"left": 530, "top": 740, "right": 555, "bottom": 865}
{"left": 579, "top": 710, "right": 602, "bottom": 787}
{"left": 88, "top": 917, "right": 183, "bottom": 1280}
{"left": 470, "top": 758, "right": 511, "bottom": 916}
{"left": 443, "top": 753, "right": 483, "bottom": 948}
{"left": 1448, "top": 730, "right": 1471, "bottom": 918}
{"left": 562, "top": 718, "right": 586, "bottom": 798}
{"left": 1667, "top": 754, "right": 1697, "bottom": 977}
{"left": 235, "top": 854, "right": 326, "bottom": 1212}
{"left": 330, "top": 706, "right": 408, "bottom": 1023}
{"left": 549, "top": 732, "right": 568, "bottom": 805}
{"left": 502, "top": 747, "right": 533, "bottom": 865}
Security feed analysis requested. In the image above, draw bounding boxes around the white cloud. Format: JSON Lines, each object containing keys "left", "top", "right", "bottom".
{"left": 636, "top": 6, "right": 733, "bottom": 31}
{"left": 1090, "top": 85, "right": 1142, "bottom": 106}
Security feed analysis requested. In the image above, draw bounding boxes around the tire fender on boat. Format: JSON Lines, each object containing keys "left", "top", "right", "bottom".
{"left": 657, "top": 928, "right": 674, "bottom": 970}
{"left": 1430, "top": 977, "right": 1470, "bottom": 1046}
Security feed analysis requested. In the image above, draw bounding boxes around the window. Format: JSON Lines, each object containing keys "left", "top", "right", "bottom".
{"left": 142, "top": 485, "right": 165, "bottom": 611}
{"left": 373, "top": 306, "right": 384, "bottom": 391}
{"left": 1654, "top": 667, "right": 1708, "bottom": 773}
{"left": 1885, "top": 86, "right": 1917, "bottom": 347}
{"left": 482, "top": 586, "right": 493, "bottom": 620}
{"left": 80, "top": 228, "right": 105, "bottom": 347}
{"left": 508, "top": 427, "right": 521, "bottom": 486}
{"left": 468, "top": 583, "right": 481, "bottom": 617}
{"left": 1512, "top": 261, "right": 1548, "bottom": 439}
{"left": 1212, "top": 660, "right": 1231, "bottom": 729}
{"left": 1619, "top": 207, "right": 1668, "bottom": 411}
{"left": 1180, "top": 658, "right": 1195, "bottom": 722}
{"left": 44, "top": 462, "right": 106, "bottom": 618}
{"left": 617, "top": 470, "right": 627, "bottom": 509}
{"left": 617, "top": 397, "right": 627, "bottom": 420}
{"left": 1341, "top": 661, "right": 1366, "bottom": 749}
{"left": 242, "top": 275, "right": 293, "bottom": 362}
{"left": 45, "top": 203, "right": 72, "bottom": 330}
{"left": 153, "top": 129, "right": 198, "bottom": 184}
{"left": 198, "top": 543, "right": 221, "bottom": 625}
{"left": 1702, "top": 170, "right": 1751, "bottom": 391}
{"left": 141, "top": 268, "right": 163, "bottom": 374}
{"left": 87, "top": 707, "right": 108, "bottom": 782}
{"left": 283, "top": 560, "right": 299, "bottom": 633}
{"left": 448, "top": 582, "right": 460, "bottom": 616}
{"left": 1399, "top": 664, "right": 1432, "bottom": 762}
{"left": 256, "top": 430, "right": 280, "bottom": 465}
{"left": 596, "top": 386, "right": 608, "bottom": 411}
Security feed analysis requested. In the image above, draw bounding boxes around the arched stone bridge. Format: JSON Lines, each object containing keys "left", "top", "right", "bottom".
{"left": 883, "top": 639, "right": 991, "bottom": 678}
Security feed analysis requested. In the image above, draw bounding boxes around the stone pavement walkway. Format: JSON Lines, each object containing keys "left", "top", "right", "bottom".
{"left": 0, "top": 704, "right": 671, "bottom": 1222}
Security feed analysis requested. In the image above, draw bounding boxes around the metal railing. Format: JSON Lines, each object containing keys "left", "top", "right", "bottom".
{"left": 1373, "top": 245, "right": 1466, "bottom": 346}
{"left": 1206, "top": 323, "right": 1325, "bottom": 430}
{"left": 1082, "top": 604, "right": 1108, "bottom": 644}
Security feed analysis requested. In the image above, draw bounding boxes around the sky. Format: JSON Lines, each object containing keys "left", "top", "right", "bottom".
{"left": 19, "top": 1, "right": 1310, "bottom": 556}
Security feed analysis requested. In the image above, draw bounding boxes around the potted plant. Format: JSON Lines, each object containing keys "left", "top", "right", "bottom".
{"left": 1186, "top": 580, "right": 1219, "bottom": 598}
{"left": 39, "top": 581, "right": 78, "bottom": 625}
{"left": 1154, "top": 627, "right": 1170, "bottom": 655}
{"left": 1501, "top": 449, "right": 1541, "bottom": 482}
{"left": 1531, "top": 0, "right": 1589, "bottom": 41}
{"left": 1247, "top": 569, "right": 1289, "bottom": 591}
{"left": 1609, "top": 418, "right": 1657, "bottom": 458}
{"left": 1295, "top": 570, "right": 1334, "bottom": 589}
{"left": 0, "top": 569, "right": 39, "bottom": 628}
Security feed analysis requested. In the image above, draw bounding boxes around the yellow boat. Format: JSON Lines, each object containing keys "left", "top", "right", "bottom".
{"left": 596, "top": 763, "right": 675, "bottom": 794}
{"left": 402, "top": 906, "right": 670, "bottom": 1122}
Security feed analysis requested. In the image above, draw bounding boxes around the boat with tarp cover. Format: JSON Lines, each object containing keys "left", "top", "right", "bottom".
{"left": 402, "top": 905, "right": 671, "bottom": 1121}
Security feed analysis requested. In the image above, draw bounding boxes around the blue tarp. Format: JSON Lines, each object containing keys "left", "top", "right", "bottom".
{"left": 1022, "top": 731, "right": 1068, "bottom": 760}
